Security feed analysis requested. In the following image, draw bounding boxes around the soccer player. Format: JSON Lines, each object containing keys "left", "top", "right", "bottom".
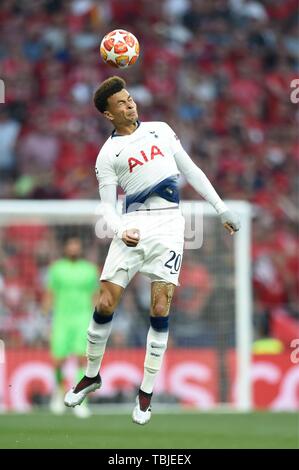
{"left": 43, "top": 237, "right": 98, "bottom": 418}
{"left": 64, "top": 76, "right": 240, "bottom": 424}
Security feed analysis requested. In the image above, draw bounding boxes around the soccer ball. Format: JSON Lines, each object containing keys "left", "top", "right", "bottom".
{"left": 100, "top": 29, "right": 140, "bottom": 68}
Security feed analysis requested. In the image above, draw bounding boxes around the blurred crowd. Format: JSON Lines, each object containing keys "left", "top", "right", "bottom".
{"left": 0, "top": 219, "right": 236, "bottom": 350}
{"left": 0, "top": 0, "right": 298, "bottom": 348}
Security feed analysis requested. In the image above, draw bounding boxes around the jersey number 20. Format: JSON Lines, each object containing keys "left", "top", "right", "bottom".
{"left": 164, "top": 250, "right": 182, "bottom": 274}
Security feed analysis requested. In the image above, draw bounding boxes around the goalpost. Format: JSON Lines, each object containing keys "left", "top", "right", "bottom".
{"left": 0, "top": 199, "right": 252, "bottom": 411}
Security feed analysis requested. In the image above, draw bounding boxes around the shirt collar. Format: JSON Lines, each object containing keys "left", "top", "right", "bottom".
{"left": 111, "top": 120, "right": 141, "bottom": 138}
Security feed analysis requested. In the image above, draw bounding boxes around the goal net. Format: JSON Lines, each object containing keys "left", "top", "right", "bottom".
{"left": 0, "top": 200, "right": 252, "bottom": 411}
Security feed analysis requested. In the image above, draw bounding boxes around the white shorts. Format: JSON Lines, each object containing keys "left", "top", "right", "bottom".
{"left": 100, "top": 208, "right": 185, "bottom": 288}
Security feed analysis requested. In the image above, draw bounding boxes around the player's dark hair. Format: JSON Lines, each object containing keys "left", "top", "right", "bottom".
{"left": 93, "top": 76, "right": 126, "bottom": 113}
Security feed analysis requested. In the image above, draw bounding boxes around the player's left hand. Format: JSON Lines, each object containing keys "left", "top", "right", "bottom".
{"left": 220, "top": 210, "right": 240, "bottom": 235}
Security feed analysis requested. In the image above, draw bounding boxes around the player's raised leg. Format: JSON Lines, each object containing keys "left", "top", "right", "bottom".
{"left": 132, "top": 281, "right": 175, "bottom": 425}
{"left": 72, "top": 356, "right": 92, "bottom": 418}
{"left": 64, "top": 281, "right": 124, "bottom": 407}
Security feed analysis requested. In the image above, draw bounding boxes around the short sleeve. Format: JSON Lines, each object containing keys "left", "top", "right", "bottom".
{"left": 95, "top": 150, "right": 118, "bottom": 190}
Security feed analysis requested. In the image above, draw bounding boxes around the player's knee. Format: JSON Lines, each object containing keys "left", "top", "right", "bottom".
{"left": 151, "top": 302, "right": 169, "bottom": 317}
{"left": 96, "top": 294, "right": 115, "bottom": 316}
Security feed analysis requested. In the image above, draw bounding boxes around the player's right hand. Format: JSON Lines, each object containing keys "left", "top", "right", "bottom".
{"left": 122, "top": 228, "right": 140, "bottom": 247}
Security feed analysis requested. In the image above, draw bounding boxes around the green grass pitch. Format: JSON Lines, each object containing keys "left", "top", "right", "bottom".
{"left": 0, "top": 410, "right": 298, "bottom": 449}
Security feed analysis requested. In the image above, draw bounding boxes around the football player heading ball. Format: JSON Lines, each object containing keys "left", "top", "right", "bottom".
{"left": 64, "top": 74, "right": 240, "bottom": 424}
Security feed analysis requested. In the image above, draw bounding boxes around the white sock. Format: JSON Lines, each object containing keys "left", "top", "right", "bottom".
{"left": 140, "top": 326, "right": 169, "bottom": 394}
{"left": 85, "top": 316, "right": 113, "bottom": 378}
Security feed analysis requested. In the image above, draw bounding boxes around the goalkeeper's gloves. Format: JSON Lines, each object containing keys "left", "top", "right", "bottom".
{"left": 220, "top": 210, "right": 240, "bottom": 234}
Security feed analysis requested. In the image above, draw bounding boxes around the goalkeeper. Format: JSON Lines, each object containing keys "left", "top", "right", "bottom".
{"left": 43, "top": 237, "right": 98, "bottom": 418}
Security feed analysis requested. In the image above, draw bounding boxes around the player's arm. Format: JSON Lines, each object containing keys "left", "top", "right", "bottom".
{"left": 174, "top": 148, "right": 240, "bottom": 234}
{"left": 99, "top": 184, "right": 140, "bottom": 246}
{"left": 96, "top": 148, "right": 140, "bottom": 245}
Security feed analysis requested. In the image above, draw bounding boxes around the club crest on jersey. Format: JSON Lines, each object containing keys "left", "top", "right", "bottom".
{"left": 128, "top": 145, "right": 164, "bottom": 173}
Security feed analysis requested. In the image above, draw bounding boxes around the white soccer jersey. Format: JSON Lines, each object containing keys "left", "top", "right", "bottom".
{"left": 95, "top": 121, "right": 182, "bottom": 197}
{"left": 93, "top": 120, "right": 238, "bottom": 287}
{"left": 95, "top": 120, "right": 228, "bottom": 236}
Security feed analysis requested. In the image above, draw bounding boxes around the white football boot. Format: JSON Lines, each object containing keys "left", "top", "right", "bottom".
{"left": 132, "top": 390, "right": 152, "bottom": 425}
{"left": 64, "top": 374, "right": 101, "bottom": 408}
